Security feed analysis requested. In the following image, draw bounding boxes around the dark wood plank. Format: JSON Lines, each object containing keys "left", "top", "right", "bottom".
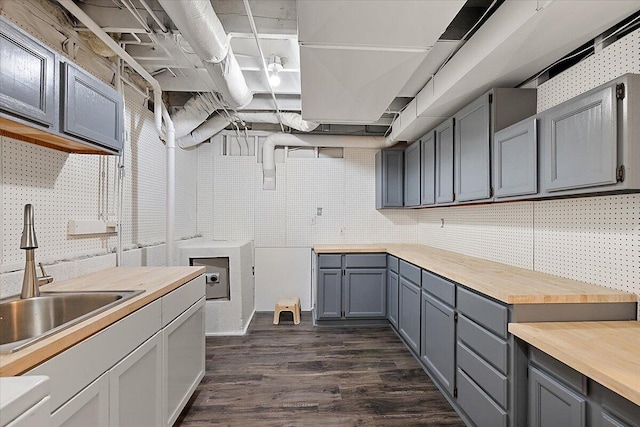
{"left": 175, "top": 312, "right": 464, "bottom": 426}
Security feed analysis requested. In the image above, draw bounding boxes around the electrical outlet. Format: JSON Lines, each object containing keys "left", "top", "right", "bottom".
{"left": 316, "top": 207, "right": 323, "bottom": 216}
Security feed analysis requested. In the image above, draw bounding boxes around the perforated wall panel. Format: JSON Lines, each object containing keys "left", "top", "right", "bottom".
{"left": 255, "top": 163, "right": 287, "bottom": 247}
{"left": 196, "top": 142, "right": 214, "bottom": 240}
{"left": 212, "top": 156, "right": 256, "bottom": 240}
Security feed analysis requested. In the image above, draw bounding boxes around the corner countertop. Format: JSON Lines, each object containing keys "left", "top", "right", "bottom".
{"left": 313, "top": 244, "right": 636, "bottom": 305}
{"left": 509, "top": 321, "right": 640, "bottom": 406}
{"left": 0, "top": 266, "right": 204, "bottom": 377}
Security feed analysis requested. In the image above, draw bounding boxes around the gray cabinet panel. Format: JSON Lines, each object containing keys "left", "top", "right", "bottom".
{"left": 542, "top": 85, "right": 617, "bottom": 192}
{"left": 494, "top": 117, "right": 538, "bottom": 198}
{"left": 404, "top": 141, "right": 421, "bottom": 206}
{"left": 399, "top": 278, "right": 421, "bottom": 354}
{"left": 344, "top": 254, "right": 386, "bottom": 268}
{"left": 529, "top": 365, "right": 586, "bottom": 427}
{"left": 457, "top": 315, "right": 508, "bottom": 374}
{"left": 399, "top": 260, "right": 421, "bottom": 286}
{"left": 435, "top": 118, "right": 455, "bottom": 204}
{"left": 0, "top": 18, "right": 56, "bottom": 128}
{"left": 61, "top": 63, "right": 123, "bottom": 153}
{"left": 421, "top": 270, "right": 455, "bottom": 306}
{"left": 387, "top": 255, "right": 399, "bottom": 274}
{"left": 457, "top": 368, "right": 508, "bottom": 427}
{"left": 454, "top": 94, "right": 491, "bottom": 201}
{"left": 316, "top": 269, "right": 342, "bottom": 319}
{"left": 375, "top": 150, "right": 404, "bottom": 208}
{"left": 457, "top": 287, "right": 508, "bottom": 338}
{"left": 344, "top": 269, "right": 386, "bottom": 318}
{"left": 420, "top": 132, "right": 436, "bottom": 206}
{"left": 318, "top": 254, "right": 342, "bottom": 269}
{"left": 421, "top": 292, "right": 455, "bottom": 395}
{"left": 458, "top": 341, "right": 508, "bottom": 408}
{"left": 601, "top": 411, "right": 636, "bottom": 427}
{"left": 387, "top": 270, "right": 399, "bottom": 329}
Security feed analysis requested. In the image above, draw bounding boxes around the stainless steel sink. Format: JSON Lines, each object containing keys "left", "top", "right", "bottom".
{"left": 0, "top": 290, "right": 143, "bottom": 353}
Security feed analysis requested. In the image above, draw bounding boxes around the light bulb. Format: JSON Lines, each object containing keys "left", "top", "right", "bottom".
{"left": 269, "top": 69, "right": 281, "bottom": 87}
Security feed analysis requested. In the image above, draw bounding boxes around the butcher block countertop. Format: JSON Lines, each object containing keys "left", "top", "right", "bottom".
{"left": 0, "top": 266, "right": 204, "bottom": 377}
{"left": 313, "top": 244, "right": 636, "bottom": 305}
{"left": 509, "top": 321, "right": 640, "bottom": 406}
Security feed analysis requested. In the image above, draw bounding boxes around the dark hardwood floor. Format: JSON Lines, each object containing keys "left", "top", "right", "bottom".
{"left": 175, "top": 312, "right": 465, "bottom": 426}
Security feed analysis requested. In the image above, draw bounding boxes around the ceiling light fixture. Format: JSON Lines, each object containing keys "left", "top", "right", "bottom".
{"left": 267, "top": 55, "right": 283, "bottom": 87}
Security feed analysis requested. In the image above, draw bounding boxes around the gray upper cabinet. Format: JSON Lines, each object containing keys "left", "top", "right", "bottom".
{"left": 375, "top": 149, "right": 404, "bottom": 209}
{"left": 404, "top": 141, "right": 421, "bottom": 207}
{"left": 454, "top": 93, "right": 491, "bottom": 202}
{"left": 435, "top": 118, "right": 455, "bottom": 204}
{"left": 420, "top": 131, "right": 436, "bottom": 206}
{"left": 0, "top": 18, "right": 57, "bottom": 129}
{"left": 541, "top": 83, "right": 617, "bottom": 193}
{"left": 61, "top": 62, "right": 124, "bottom": 153}
{"left": 493, "top": 117, "right": 538, "bottom": 198}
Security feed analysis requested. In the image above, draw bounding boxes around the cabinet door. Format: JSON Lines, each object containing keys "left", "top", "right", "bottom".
{"left": 6, "top": 397, "right": 50, "bottom": 427}
{"left": 317, "top": 269, "right": 342, "bottom": 319}
{"left": 435, "top": 118, "right": 455, "bottom": 204}
{"left": 51, "top": 373, "right": 109, "bottom": 427}
{"left": 542, "top": 84, "right": 617, "bottom": 192}
{"left": 0, "top": 18, "right": 56, "bottom": 128}
{"left": 344, "top": 269, "right": 386, "bottom": 318}
{"left": 163, "top": 298, "right": 205, "bottom": 426}
{"left": 454, "top": 94, "right": 491, "bottom": 201}
{"left": 529, "top": 365, "right": 586, "bottom": 427}
{"left": 387, "top": 269, "right": 399, "bottom": 329}
{"left": 421, "top": 292, "right": 455, "bottom": 395}
{"left": 383, "top": 150, "right": 404, "bottom": 207}
{"left": 420, "top": 131, "right": 436, "bottom": 206}
{"left": 494, "top": 117, "right": 538, "bottom": 198}
{"left": 404, "top": 141, "right": 421, "bottom": 206}
{"left": 399, "top": 278, "right": 421, "bottom": 354}
{"left": 61, "top": 63, "right": 123, "bottom": 153}
{"left": 109, "top": 332, "right": 163, "bottom": 427}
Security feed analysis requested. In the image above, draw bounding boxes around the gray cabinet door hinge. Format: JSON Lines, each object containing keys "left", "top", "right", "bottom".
{"left": 616, "top": 165, "right": 625, "bottom": 182}
{"left": 616, "top": 83, "right": 625, "bottom": 100}
{"left": 454, "top": 312, "right": 458, "bottom": 322}
{"left": 453, "top": 387, "right": 458, "bottom": 398}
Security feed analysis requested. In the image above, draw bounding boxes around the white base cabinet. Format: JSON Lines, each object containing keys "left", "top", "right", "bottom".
{"left": 51, "top": 374, "right": 109, "bottom": 427}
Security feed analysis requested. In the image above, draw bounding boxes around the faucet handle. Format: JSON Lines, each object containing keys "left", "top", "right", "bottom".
{"left": 38, "top": 262, "right": 47, "bottom": 276}
{"left": 38, "top": 262, "right": 54, "bottom": 286}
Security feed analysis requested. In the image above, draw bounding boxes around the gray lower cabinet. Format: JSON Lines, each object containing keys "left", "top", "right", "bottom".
{"left": 316, "top": 254, "right": 386, "bottom": 321}
{"left": 0, "top": 17, "right": 57, "bottom": 129}
{"left": 398, "top": 277, "right": 421, "bottom": 354}
{"left": 420, "top": 291, "right": 455, "bottom": 395}
{"left": 493, "top": 117, "right": 538, "bottom": 199}
{"left": 375, "top": 149, "right": 404, "bottom": 209}
{"left": 435, "top": 118, "right": 455, "bottom": 204}
{"left": 404, "top": 141, "right": 421, "bottom": 207}
{"left": 420, "top": 131, "right": 436, "bottom": 206}
{"left": 387, "top": 269, "right": 399, "bottom": 329}
{"left": 61, "top": 63, "right": 124, "bottom": 153}
{"left": 529, "top": 365, "right": 586, "bottom": 427}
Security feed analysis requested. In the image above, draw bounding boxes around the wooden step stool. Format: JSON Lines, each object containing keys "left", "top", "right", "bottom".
{"left": 273, "top": 297, "right": 301, "bottom": 325}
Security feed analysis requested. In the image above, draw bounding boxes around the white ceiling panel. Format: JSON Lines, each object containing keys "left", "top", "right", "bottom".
{"left": 300, "top": 46, "right": 428, "bottom": 123}
{"left": 398, "top": 40, "right": 463, "bottom": 98}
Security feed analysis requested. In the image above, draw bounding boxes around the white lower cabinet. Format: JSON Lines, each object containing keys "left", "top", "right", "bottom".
{"left": 51, "top": 373, "right": 109, "bottom": 427}
{"left": 110, "top": 333, "right": 163, "bottom": 427}
{"left": 5, "top": 397, "right": 51, "bottom": 427}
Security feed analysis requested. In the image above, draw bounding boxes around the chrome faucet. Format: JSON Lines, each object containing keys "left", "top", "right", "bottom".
{"left": 20, "top": 204, "right": 53, "bottom": 298}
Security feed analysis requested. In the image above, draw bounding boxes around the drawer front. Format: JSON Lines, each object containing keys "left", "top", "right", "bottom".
{"left": 387, "top": 255, "right": 399, "bottom": 273}
{"left": 457, "top": 341, "right": 508, "bottom": 408}
{"left": 318, "top": 254, "right": 342, "bottom": 269}
{"left": 344, "top": 253, "right": 387, "bottom": 268}
{"left": 457, "top": 287, "right": 508, "bottom": 338}
{"left": 457, "top": 314, "right": 508, "bottom": 375}
{"left": 457, "top": 368, "right": 508, "bottom": 427}
{"left": 422, "top": 270, "right": 455, "bottom": 306}
{"left": 162, "top": 275, "right": 205, "bottom": 328}
{"left": 399, "top": 260, "right": 421, "bottom": 285}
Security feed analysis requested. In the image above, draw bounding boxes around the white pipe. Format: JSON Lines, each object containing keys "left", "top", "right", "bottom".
{"left": 237, "top": 112, "right": 319, "bottom": 132}
{"left": 177, "top": 114, "right": 229, "bottom": 148}
{"left": 158, "top": 0, "right": 253, "bottom": 109}
{"left": 173, "top": 92, "right": 222, "bottom": 139}
{"left": 162, "top": 106, "right": 175, "bottom": 266}
{"left": 262, "top": 134, "right": 387, "bottom": 190}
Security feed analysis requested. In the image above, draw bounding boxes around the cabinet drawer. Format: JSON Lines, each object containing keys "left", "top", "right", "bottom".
{"left": 162, "top": 275, "right": 205, "bottom": 328}
{"left": 421, "top": 270, "right": 455, "bottom": 306}
{"left": 457, "top": 368, "right": 507, "bottom": 427}
{"left": 387, "top": 255, "right": 399, "bottom": 273}
{"left": 457, "top": 314, "right": 508, "bottom": 375}
{"left": 457, "top": 341, "right": 508, "bottom": 408}
{"left": 344, "top": 253, "right": 386, "bottom": 268}
{"left": 318, "top": 254, "right": 342, "bottom": 269}
{"left": 457, "top": 287, "right": 508, "bottom": 338}
{"left": 399, "top": 260, "right": 421, "bottom": 285}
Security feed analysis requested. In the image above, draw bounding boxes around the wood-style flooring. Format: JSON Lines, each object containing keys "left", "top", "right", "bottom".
{"left": 175, "top": 312, "right": 465, "bottom": 426}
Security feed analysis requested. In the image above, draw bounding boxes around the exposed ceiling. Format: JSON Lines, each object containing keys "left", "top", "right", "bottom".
{"left": 71, "top": 0, "right": 640, "bottom": 139}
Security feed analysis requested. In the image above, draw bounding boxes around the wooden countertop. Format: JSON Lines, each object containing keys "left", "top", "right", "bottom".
{"left": 313, "top": 244, "right": 636, "bottom": 305}
{"left": 0, "top": 266, "right": 204, "bottom": 377}
{"left": 509, "top": 321, "right": 640, "bottom": 406}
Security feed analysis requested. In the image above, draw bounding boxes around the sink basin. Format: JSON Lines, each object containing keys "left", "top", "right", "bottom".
{"left": 0, "top": 290, "right": 143, "bottom": 353}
